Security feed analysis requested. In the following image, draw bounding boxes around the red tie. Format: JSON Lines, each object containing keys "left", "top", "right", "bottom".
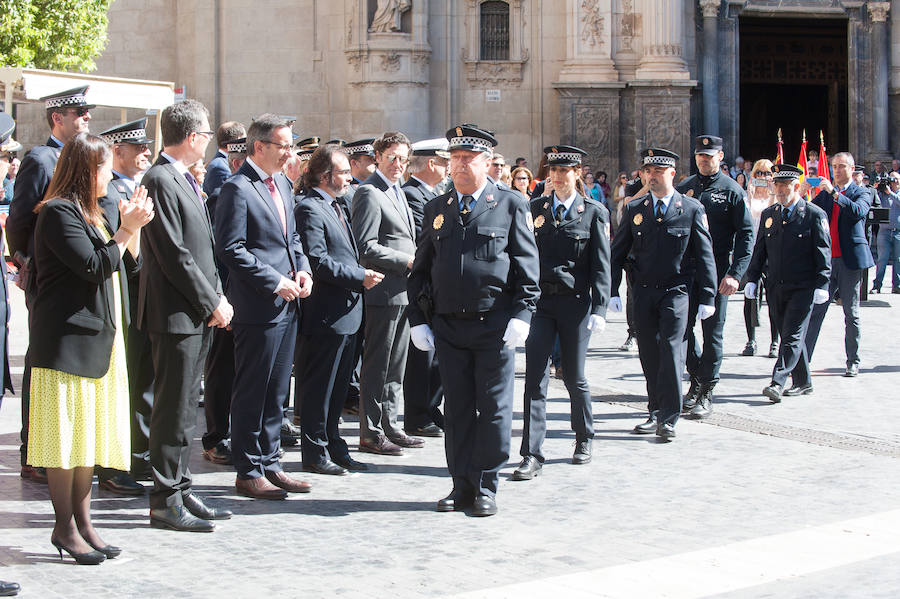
{"left": 265, "top": 176, "right": 287, "bottom": 235}
{"left": 830, "top": 201, "right": 842, "bottom": 258}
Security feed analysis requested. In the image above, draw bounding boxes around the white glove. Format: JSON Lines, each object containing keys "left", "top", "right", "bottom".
{"left": 587, "top": 314, "right": 606, "bottom": 333}
{"left": 697, "top": 304, "right": 716, "bottom": 320}
{"left": 744, "top": 282, "right": 757, "bottom": 300}
{"left": 410, "top": 324, "right": 435, "bottom": 351}
{"left": 813, "top": 288, "right": 830, "bottom": 305}
{"left": 502, "top": 318, "right": 531, "bottom": 349}
{"left": 609, "top": 296, "right": 623, "bottom": 312}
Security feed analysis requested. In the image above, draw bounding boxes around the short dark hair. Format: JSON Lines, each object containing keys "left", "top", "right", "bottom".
{"left": 301, "top": 144, "right": 345, "bottom": 192}
{"left": 160, "top": 99, "right": 209, "bottom": 147}
{"left": 216, "top": 121, "right": 246, "bottom": 149}
{"left": 373, "top": 131, "right": 410, "bottom": 155}
{"left": 246, "top": 114, "right": 290, "bottom": 157}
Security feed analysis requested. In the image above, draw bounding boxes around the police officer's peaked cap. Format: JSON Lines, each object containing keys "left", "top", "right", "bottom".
{"left": 100, "top": 118, "right": 154, "bottom": 145}
{"left": 446, "top": 125, "right": 497, "bottom": 153}
{"left": 543, "top": 145, "right": 587, "bottom": 167}
{"left": 640, "top": 148, "right": 679, "bottom": 168}
{"left": 694, "top": 135, "right": 723, "bottom": 156}
{"left": 41, "top": 85, "right": 95, "bottom": 110}
{"left": 344, "top": 138, "right": 376, "bottom": 157}
{"left": 771, "top": 164, "right": 803, "bottom": 181}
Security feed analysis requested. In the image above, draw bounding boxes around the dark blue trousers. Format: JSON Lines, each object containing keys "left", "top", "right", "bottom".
{"left": 770, "top": 287, "right": 814, "bottom": 388}
{"left": 202, "top": 326, "right": 233, "bottom": 450}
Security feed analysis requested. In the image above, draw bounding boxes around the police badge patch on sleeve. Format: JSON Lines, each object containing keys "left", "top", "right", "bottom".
{"left": 526, "top": 212, "right": 535, "bottom": 232}
{"left": 701, "top": 213, "right": 709, "bottom": 230}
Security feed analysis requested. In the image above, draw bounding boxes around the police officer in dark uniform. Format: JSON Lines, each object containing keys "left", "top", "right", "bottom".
{"left": 512, "top": 145, "right": 610, "bottom": 481}
{"left": 744, "top": 165, "right": 831, "bottom": 402}
{"left": 407, "top": 125, "right": 540, "bottom": 516}
{"left": 676, "top": 135, "right": 754, "bottom": 419}
{"left": 345, "top": 138, "right": 377, "bottom": 198}
{"left": 609, "top": 148, "right": 716, "bottom": 440}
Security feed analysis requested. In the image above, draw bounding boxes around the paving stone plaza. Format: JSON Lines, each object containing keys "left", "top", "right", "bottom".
{"left": 1, "top": 278, "right": 899, "bottom": 598}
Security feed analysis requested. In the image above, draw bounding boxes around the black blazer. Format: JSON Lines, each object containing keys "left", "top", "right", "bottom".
{"left": 138, "top": 155, "right": 222, "bottom": 334}
{"left": 402, "top": 176, "right": 438, "bottom": 242}
{"left": 295, "top": 189, "right": 366, "bottom": 335}
{"left": 6, "top": 137, "right": 62, "bottom": 258}
{"left": 0, "top": 227, "right": 13, "bottom": 402}
{"left": 29, "top": 199, "right": 139, "bottom": 379}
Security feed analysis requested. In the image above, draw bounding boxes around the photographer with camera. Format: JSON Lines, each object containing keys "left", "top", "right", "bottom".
{"left": 872, "top": 172, "right": 900, "bottom": 294}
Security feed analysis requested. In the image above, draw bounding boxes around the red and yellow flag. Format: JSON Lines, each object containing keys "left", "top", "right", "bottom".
{"left": 797, "top": 129, "right": 809, "bottom": 199}
{"left": 811, "top": 130, "right": 829, "bottom": 197}
{"left": 775, "top": 128, "right": 784, "bottom": 164}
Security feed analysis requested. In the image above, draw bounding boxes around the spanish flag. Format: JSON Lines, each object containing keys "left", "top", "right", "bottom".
{"left": 812, "top": 130, "right": 830, "bottom": 196}
{"left": 797, "top": 129, "right": 809, "bottom": 199}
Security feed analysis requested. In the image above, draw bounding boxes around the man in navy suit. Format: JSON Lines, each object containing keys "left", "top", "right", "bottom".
{"left": 294, "top": 144, "right": 384, "bottom": 474}
{"left": 203, "top": 121, "right": 245, "bottom": 198}
{"left": 215, "top": 114, "right": 313, "bottom": 499}
{"left": 803, "top": 152, "right": 875, "bottom": 377}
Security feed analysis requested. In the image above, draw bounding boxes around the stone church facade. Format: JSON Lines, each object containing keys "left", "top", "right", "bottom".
{"left": 13, "top": 0, "right": 900, "bottom": 173}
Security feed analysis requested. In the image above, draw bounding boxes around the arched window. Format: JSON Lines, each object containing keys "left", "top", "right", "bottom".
{"left": 480, "top": 1, "right": 509, "bottom": 61}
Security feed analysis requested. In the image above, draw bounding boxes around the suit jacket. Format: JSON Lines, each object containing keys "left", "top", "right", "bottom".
{"left": 295, "top": 189, "right": 366, "bottom": 335}
{"left": 138, "top": 155, "right": 222, "bottom": 334}
{"left": 29, "top": 199, "right": 140, "bottom": 378}
{"left": 215, "top": 161, "right": 309, "bottom": 325}
{"left": 0, "top": 227, "right": 12, "bottom": 400}
{"left": 350, "top": 171, "right": 416, "bottom": 306}
{"left": 203, "top": 150, "right": 230, "bottom": 198}
{"left": 402, "top": 176, "right": 438, "bottom": 242}
{"left": 811, "top": 183, "right": 875, "bottom": 271}
{"left": 6, "top": 137, "right": 62, "bottom": 258}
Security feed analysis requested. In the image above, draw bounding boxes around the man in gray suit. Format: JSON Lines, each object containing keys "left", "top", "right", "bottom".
{"left": 351, "top": 132, "right": 424, "bottom": 455}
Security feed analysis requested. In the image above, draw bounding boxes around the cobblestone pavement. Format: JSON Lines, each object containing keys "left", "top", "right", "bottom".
{"left": 1, "top": 278, "right": 899, "bottom": 598}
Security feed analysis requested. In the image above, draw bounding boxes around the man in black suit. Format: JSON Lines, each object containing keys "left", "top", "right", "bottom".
{"left": 402, "top": 138, "right": 449, "bottom": 437}
{"left": 215, "top": 114, "right": 313, "bottom": 499}
{"left": 294, "top": 144, "right": 384, "bottom": 475}
{"left": 96, "top": 118, "right": 155, "bottom": 495}
{"left": 6, "top": 85, "right": 93, "bottom": 483}
{"left": 139, "top": 99, "right": 234, "bottom": 531}
{"left": 203, "top": 121, "right": 245, "bottom": 198}
{"left": 351, "top": 132, "right": 424, "bottom": 455}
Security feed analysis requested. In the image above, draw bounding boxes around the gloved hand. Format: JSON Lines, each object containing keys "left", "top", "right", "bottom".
{"left": 410, "top": 324, "right": 435, "bottom": 351}
{"left": 813, "top": 288, "right": 830, "bottom": 305}
{"left": 502, "top": 318, "right": 531, "bottom": 349}
{"left": 697, "top": 304, "right": 716, "bottom": 320}
{"left": 744, "top": 282, "right": 757, "bottom": 300}
{"left": 587, "top": 314, "right": 606, "bottom": 333}
{"left": 609, "top": 296, "right": 623, "bottom": 312}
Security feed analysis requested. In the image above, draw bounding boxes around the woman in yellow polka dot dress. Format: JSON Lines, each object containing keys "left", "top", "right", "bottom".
{"left": 27, "top": 133, "right": 154, "bottom": 565}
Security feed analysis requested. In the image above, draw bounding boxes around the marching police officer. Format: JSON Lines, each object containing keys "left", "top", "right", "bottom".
{"left": 676, "top": 135, "right": 754, "bottom": 419}
{"left": 744, "top": 165, "right": 831, "bottom": 402}
{"left": 407, "top": 125, "right": 540, "bottom": 516}
{"left": 512, "top": 145, "right": 610, "bottom": 481}
{"left": 609, "top": 148, "right": 716, "bottom": 441}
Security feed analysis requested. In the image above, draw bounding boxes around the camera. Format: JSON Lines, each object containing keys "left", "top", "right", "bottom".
{"left": 874, "top": 173, "right": 893, "bottom": 192}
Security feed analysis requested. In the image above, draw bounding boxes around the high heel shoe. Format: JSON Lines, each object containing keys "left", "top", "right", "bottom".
{"left": 50, "top": 537, "right": 106, "bottom": 565}
{"left": 88, "top": 542, "right": 121, "bottom": 559}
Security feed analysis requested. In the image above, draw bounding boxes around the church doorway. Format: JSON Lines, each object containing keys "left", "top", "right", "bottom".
{"left": 739, "top": 16, "right": 848, "bottom": 165}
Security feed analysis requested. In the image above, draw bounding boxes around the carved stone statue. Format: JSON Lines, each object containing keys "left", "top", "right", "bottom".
{"left": 370, "top": 0, "right": 411, "bottom": 33}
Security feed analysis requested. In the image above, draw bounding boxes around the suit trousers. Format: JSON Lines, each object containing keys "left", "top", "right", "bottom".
{"left": 804, "top": 258, "right": 862, "bottom": 368}
{"left": 521, "top": 293, "right": 593, "bottom": 462}
{"left": 874, "top": 228, "right": 900, "bottom": 290}
{"left": 126, "top": 321, "right": 154, "bottom": 474}
{"left": 296, "top": 332, "right": 356, "bottom": 465}
{"left": 403, "top": 337, "right": 444, "bottom": 431}
{"left": 770, "top": 287, "right": 814, "bottom": 387}
{"left": 359, "top": 304, "right": 408, "bottom": 441}
{"left": 685, "top": 273, "right": 729, "bottom": 385}
{"left": 19, "top": 352, "right": 31, "bottom": 467}
{"left": 202, "top": 326, "right": 234, "bottom": 450}
{"left": 231, "top": 305, "right": 298, "bottom": 479}
{"left": 433, "top": 310, "right": 514, "bottom": 498}
{"left": 634, "top": 284, "right": 690, "bottom": 426}
{"left": 148, "top": 329, "right": 211, "bottom": 509}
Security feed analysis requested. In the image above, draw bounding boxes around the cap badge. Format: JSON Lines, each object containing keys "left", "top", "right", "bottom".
{"left": 703, "top": 138, "right": 709, "bottom": 145}
{"left": 552, "top": 147, "right": 557, "bottom": 153}
{"left": 648, "top": 150, "right": 654, "bottom": 156}
{"left": 456, "top": 127, "right": 462, "bottom": 137}
{"left": 633, "top": 213, "right": 643, "bottom": 226}
{"left": 433, "top": 213, "right": 444, "bottom": 230}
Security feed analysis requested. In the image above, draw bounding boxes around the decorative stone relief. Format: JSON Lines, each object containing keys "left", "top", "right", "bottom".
{"left": 574, "top": 104, "right": 612, "bottom": 158}
{"left": 581, "top": 0, "right": 605, "bottom": 49}
{"left": 643, "top": 104, "right": 682, "bottom": 150}
{"left": 369, "top": 0, "right": 412, "bottom": 33}
{"left": 380, "top": 52, "right": 402, "bottom": 72}
{"left": 698, "top": 0, "right": 719, "bottom": 19}
{"left": 868, "top": 1, "right": 890, "bottom": 23}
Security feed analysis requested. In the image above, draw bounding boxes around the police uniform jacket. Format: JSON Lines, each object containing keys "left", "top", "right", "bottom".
{"left": 6, "top": 137, "right": 63, "bottom": 258}
{"left": 810, "top": 183, "right": 875, "bottom": 271}
{"left": 676, "top": 171, "right": 754, "bottom": 280}
{"left": 610, "top": 191, "right": 717, "bottom": 306}
{"left": 530, "top": 193, "right": 610, "bottom": 317}
{"left": 403, "top": 176, "right": 438, "bottom": 242}
{"left": 745, "top": 199, "right": 831, "bottom": 291}
{"left": 203, "top": 150, "right": 230, "bottom": 198}
{"left": 407, "top": 182, "right": 540, "bottom": 326}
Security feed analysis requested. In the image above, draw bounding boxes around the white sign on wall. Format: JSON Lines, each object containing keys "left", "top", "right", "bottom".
{"left": 486, "top": 89, "right": 501, "bottom": 102}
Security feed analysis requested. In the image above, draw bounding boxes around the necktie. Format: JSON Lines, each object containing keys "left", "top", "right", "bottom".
{"left": 184, "top": 171, "right": 203, "bottom": 204}
{"left": 555, "top": 204, "right": 566, "bottom": 226}
{"left": 461, "top": 194, "right": 474, "bottom": 224}
{"left": 393, "top": 185, "right": 412, "bottom": 229}
{"left": 265, "top": 176, "right": 287, "bottom": 235}
{"left": 332, "top": 199, "right": 352, "bottom": 241}
{"left": 655, "top": 200, "right": 665, "bottom": 222}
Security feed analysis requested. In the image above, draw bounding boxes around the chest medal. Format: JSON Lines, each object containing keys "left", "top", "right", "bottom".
{"left": 433, "top": 214, "right": 444, "bottom": 230}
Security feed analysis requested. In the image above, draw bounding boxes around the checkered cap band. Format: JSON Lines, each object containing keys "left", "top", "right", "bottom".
{"left": 46, "top": 93, "right": 88, "bottom": 109}
{"left": 642, "top": 155, "right": 676, "bottom": 167}
{"left": 344, "top": 143, "right": 374, "bottom": 155}
{"left": 449, "top": 136, "right": 494, "bottom": 151}
{"left": 227, "top": 141, "right": 246, "bottom": 153}
{"left": 102, "top": 129, "right": 147, "bottom": 144}
{"left": 299, "top": 153, "right": 312, "bottom": 162}
{"left": 547, "top": 152, "right": 582, "bottom": 164}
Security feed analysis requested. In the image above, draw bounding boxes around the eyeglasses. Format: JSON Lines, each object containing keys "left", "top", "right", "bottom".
{"left": 492, "top": 162, "right": 505, "bottom": 167}
{"left": 65, "top": 107, "right": 91, "bottom": 117}
{"left": 261, "top": 140, "right": 293, "bottom": 152}
{"left": 193, "top": 130, "right": 215, "bottom": 139}
{"left": 384, "top": 154, "right": 409, "bottom": 165}
{"left": 753, "top": 171, "right": 772, "bottom": 177}
{"left": 514, "top": 176, "right": 529, "bottom": 181}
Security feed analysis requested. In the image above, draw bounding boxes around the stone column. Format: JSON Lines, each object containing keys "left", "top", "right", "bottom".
{"left": 699, "top": 0, "right": 719, "bottom": 135}
{"left": 635, "top": 0, "right": 690, "bottom": 80}
{"left": 871, "top": 2, "right": 891, "bottom": 153}
{"left": 890, "top": 0, "right": 900, "bottom": 157}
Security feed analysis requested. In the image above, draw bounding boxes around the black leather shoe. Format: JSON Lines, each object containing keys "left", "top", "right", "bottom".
{"left": 388, "top": 432, "right": 425, "bottom": 448}
{"left": 98, "top": 471, "right": 145, "bottom": 496}
{"left": 471, "top": 494, "right": 498, "bottom": 517}
{"left": 404, "top": 424, "right": 443, "bottom": 437}
{"left": 0, "top": 580, "right": 20, "bottom": 596}
{"left": 682, "top": 378, "right": 701, "bottom": 412}
{"left": 632, "top": 415, "right": 659, "bottom": 434}
{"left": 763, "top": 383, "right": 783, "bottom": 403}
{"left": 332, "top": 455, "right": 369, "bottom": 471}
{"left": 511, "top": 456, "right": 542, "bottom": 480}
{"left": 844, "top": 364, "right": 859, "bottom": 377}
{"left": 783, "top": 383, "right": 813, "bottom": 396}
{"left": 436, "top": 489, "right": 474, "bottom": 512}
{"left": 688, "top": 383, "right": 714, "bottom": 419}
{"left": 202, "top": 442, "right": 233, "bottom": 465}
{"left": 656, "top": 422, "right": 676, "bottom": 441}
{"left": 150, "top": 505, "right": 215, "bottom": 532}
{"left": 619, "top": 335, "right": 636, "bottom": 352}
{"left": 572, "top": 439, "right": 592, "bottom": 465}
{"left": 51, "top": 538, "right": 105, "bottom": 565}
{"left": 281, "top": 420, "right": 302, "bottom": 438}
{"left": 302, "top": 460, "right": 348, "bottom": 475}
{"left": 742, "top": 340, "right": 757, "bottom": 356}
{"left": 183, "top": 493, "right": 232, "bottom": 520}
